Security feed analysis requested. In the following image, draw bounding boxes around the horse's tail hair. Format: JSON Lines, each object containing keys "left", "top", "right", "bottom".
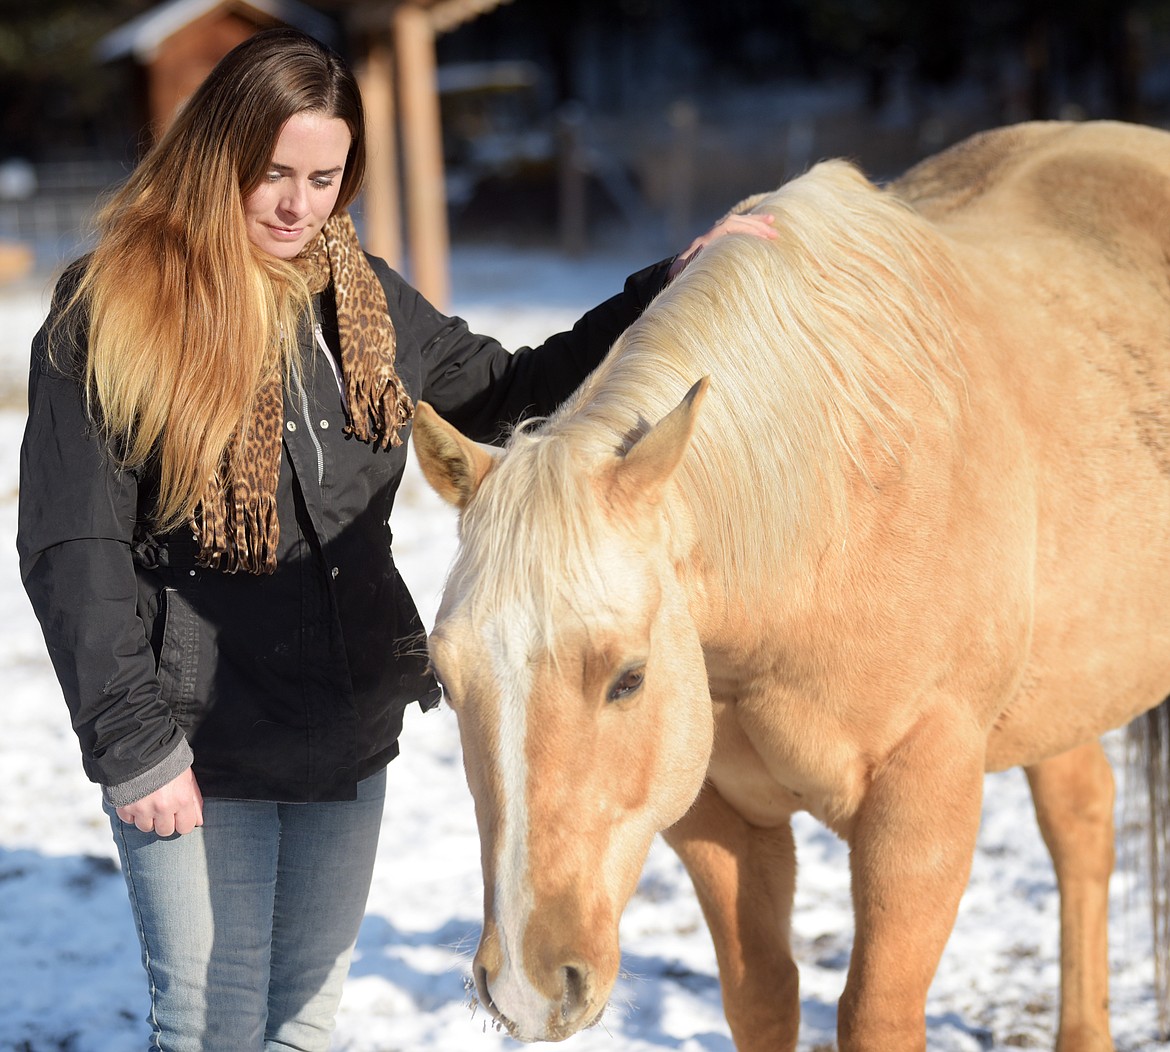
{"left": 1128, "top": 697, "right": 1170, "bottom": 1038}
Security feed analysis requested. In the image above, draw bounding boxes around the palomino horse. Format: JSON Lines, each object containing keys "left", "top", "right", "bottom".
{"left": 413, "top": 120, "right": 1170, "bottom": 1051}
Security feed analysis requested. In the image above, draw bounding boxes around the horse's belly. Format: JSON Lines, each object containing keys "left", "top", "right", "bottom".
{"left": 994, "top": 397, "right": 1170, "bottom": 765}
{"left": 984, "top": 502, "right": 1170, "bottom": 770}
{"left": 952, "top": 197, "right": 1170, "bottom": 769}
{"left": 984, "top": 637, "right": 1170, "bottom": 770}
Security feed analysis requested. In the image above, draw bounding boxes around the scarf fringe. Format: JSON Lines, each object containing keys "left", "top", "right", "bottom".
{"left": 345, "top": 375, "right": 413, "bottom": 449}
{"left": 195, "top": 489, "right": 279, "bottom": 574}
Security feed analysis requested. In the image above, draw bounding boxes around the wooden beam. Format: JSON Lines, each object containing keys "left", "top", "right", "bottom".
{"left": 355, "top": 37, "right": 402, "bottom": 268}
{"left": 394, "top": 1, "right": 449, "bottom": 310}
{"left": 429, "top": 0, "right": 515, "bottom": 33}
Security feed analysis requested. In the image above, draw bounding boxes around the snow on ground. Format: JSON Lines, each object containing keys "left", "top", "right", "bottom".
{"left": 0, "top": 246, "right": 1166, "bottom": 1052}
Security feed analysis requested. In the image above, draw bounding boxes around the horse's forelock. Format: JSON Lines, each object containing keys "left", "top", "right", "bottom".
{"left": 450, "top": 431, "right": 621, "bottom": 655}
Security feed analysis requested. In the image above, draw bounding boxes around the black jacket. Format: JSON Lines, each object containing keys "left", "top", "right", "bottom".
{"left": 18, "top": 253, "right": 670, "bottom": 804}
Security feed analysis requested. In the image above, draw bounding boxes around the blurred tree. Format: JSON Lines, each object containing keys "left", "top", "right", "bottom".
{"left": 0, "top": 0, "right": 153, "bottom": 160}
{"left": 678, "top": 0, "right": 819, "bottom": 83}
{"left": 966, "top": 0, "right": 1153, "bottom": 121}
{"left": 439, "top": 0, "right": 1166, "bottom": 120}
{"left": 798, "top": 0, "right": 1158, "bottom": 120}
{"left": 8, "top": 0, "right": 1170, "bottom": 166}
{"left": 802, "top": 0, "right": 965, "bottom": 106}
{"left": 437, "top": 0, "right": 678, "bottom": 108}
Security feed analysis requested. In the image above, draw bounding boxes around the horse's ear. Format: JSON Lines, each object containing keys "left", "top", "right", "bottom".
{"left": 609, "top": 378, "right": 708, "bottom": 508}
{"left": 411, "top": 401, "right": 496, "bottom": 509}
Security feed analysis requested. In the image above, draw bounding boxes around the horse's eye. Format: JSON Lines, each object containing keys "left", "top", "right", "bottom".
{"left": 608, "top": 665, "right": 645, "bottom": 703}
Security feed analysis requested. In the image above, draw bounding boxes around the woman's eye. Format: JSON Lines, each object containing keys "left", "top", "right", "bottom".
{"left": 312, "top": 177, "right": 335, "bottom": 189}
{"left": 608, "top": 665, "right": 645, "bottom": 703}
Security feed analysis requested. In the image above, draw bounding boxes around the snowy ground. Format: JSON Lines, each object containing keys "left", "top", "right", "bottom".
{"left": 0, "top": 246, "right": 1167, "bottom": 1052}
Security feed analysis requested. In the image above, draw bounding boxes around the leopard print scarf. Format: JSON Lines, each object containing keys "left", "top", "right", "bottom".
{"left": 193, "top": 212, "right": 413, "bottom": 574}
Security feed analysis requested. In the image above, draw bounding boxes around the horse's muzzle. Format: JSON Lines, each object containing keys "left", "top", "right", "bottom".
{"left": 475, "top": 958, "right": 604, "bottom": 1042}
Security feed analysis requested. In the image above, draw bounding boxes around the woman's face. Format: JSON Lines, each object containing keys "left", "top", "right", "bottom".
{"left": 243, "top": 111, "right": 351, "bottom": 258}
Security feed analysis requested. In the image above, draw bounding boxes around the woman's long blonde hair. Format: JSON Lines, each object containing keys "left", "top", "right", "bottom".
{"left": 57, "top": 28, "right": 366, "bottom": 530}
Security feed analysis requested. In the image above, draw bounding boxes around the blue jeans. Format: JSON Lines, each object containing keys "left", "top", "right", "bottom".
{"left": 106, "top": 769, "right": 386, "bottom": 1052}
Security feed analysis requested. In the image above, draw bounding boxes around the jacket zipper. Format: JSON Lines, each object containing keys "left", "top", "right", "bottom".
{"left": 315, "top": 323, "right": 345, "bottom": 394}
{"left": 290, "top": 349, "right": 326, "bottom": 486}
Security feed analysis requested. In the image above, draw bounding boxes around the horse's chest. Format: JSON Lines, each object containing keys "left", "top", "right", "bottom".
{"left": 706, "top": 695, "right": 867, "bottom": 829}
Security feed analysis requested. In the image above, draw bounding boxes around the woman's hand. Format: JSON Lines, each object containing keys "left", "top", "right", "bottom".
{"left": 116, "top": 767, "right": 204, "bottom": 837}
{"left": 667, "top": 211, "right": 777, "bottom": 280}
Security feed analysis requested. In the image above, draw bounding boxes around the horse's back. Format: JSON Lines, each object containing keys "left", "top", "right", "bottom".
{"left": 894, "top": 120, "right": 1170, "bottom": 274}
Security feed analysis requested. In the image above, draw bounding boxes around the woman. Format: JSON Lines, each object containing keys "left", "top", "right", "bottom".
{"left": 17, "top": 27, "right": 773, "bottom": 1052}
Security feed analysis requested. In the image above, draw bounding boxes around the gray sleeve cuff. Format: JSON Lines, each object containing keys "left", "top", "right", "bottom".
{"left": 101, "top": 737, "right": 194, "bottom": 809}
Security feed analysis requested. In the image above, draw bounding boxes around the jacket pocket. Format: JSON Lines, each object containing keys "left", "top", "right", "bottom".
{"left": 156, "top": 587, "right": 200, "bottom": 724}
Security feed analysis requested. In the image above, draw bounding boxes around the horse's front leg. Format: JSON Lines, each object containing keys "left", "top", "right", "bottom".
{"left": 839, "top": 709, "right": 987, "bottom": 1052}
{"left": 1025, "top": 739, "right": 1116, "bottom": 1052}
{"left": 662, "top": 780, "right": 800, "bottom": 1052}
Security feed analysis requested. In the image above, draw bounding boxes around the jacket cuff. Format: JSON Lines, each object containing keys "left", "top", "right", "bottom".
{"left": 624, "top": 257, "right": 675, "bottom": 309}
{"left": 101, "top": 737, "right": 194, "bottom": 809}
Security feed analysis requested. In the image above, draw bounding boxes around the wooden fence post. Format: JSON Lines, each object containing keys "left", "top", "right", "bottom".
{"left": 356, "top": 36, "right": 402, "bottom": 270}
{"left": 395, "top": 2, "right": 450, "bottom": 310}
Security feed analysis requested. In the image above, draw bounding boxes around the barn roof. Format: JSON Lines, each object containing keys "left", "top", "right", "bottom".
{"left": 423, "top": 0, "right": 513, "bottom": 33}
{"left": 97, "top": 0, "right": 338, "bottom": 62}
{"left": 313, "top": 0, "right": 514, "bottom": 35}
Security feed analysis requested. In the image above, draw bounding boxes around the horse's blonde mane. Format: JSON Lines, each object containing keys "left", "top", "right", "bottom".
{"left": 450, "top": 160, "right": 967, "bottom": 639}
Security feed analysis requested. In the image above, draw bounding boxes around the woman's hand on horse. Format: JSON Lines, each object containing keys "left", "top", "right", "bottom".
{"left": 115, "top": 766, "right": 205, "bottom": 837}
{"left": 668, "top": 212, "right": 777, "bottom": 279}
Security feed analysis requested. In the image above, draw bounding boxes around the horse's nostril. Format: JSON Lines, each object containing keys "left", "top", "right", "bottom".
{"left": 474, "top": 962, "right": 496, "bottom": 1013}
{"left": 561, "top": 963, "right": 587, "bottom": 1019}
